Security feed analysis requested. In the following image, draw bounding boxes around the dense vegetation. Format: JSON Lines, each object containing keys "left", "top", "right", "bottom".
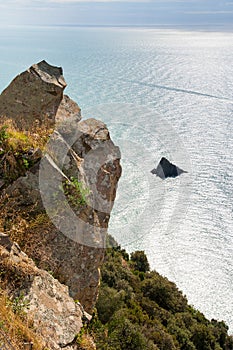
{"left": 86, "top": 243, "right": 233, "bottom": 350}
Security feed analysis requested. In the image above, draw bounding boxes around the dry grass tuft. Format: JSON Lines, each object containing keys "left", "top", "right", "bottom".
{"left": 77, "top": 333, "right": 96, "bottom": 350}
{"left": 0, "top": 290, "right": 44, "bottom": 350}
{"left": 0, "top": 119, "right": 52, "bottom": 152}
{"left": 0, "top": 119, "right": 53, "bottom": 185}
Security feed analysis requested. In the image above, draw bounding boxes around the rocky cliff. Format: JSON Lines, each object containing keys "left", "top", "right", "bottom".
{"left": 0, "top": 233, "right": 88, "bottom": 349}
{"left": 0, "top": 60, "right": 78, "bottom": 130}
{"left": 0, "top": 61, "right": 121, "bottom": 348}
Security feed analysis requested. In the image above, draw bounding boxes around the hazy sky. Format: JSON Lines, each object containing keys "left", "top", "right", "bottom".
{"left": 0, "top": 0, "right": 233, "bottom": 26}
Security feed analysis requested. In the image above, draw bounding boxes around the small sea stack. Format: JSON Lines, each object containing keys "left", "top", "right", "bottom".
{"left": 151, "top": 157, "right": 187, "bottom": 179}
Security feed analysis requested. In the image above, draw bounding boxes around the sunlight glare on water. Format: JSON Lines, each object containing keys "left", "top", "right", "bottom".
{"left": 0, "top": 26, "right": 233, "bottom": 332}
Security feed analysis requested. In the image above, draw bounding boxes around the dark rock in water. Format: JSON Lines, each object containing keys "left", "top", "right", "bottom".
{"left": 151, "top": 157, "right": 187, "bottom": 179}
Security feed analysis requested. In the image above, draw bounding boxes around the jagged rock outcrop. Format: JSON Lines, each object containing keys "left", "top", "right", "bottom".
{"left": 0, "top": 61, "right": 121, "bottom": 319}
{"left": 0, "top": 60, "right": 81, "bottom": 130}
{"left": 151, "top": 157, "right": 187, "bottom": 179}
{"left": 0, "top": 234, "right": 88, "bottom": 349}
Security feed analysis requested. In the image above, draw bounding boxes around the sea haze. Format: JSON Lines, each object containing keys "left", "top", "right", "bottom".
{"left": 0, "top": 25, "right": 232, "bottom": 332}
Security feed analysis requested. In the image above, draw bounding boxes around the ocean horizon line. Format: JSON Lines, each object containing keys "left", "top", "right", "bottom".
{"left": 1, "top": 23, "right": 233, "bottom": 33}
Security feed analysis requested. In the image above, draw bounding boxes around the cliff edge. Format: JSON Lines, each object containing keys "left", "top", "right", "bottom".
{"left": 0, "top": 61, "right": 121, "bottom": 348}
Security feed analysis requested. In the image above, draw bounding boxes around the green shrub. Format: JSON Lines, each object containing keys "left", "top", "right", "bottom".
{"left": 108, "top": 315, "right": 156, "bottom": 350}
{"left": 63, "top": 176, "right": 90, "bottom": 208}
{"left": 0, "top": 125, "right": 9, "bottom": 145}
{"left": 131, "top": 251, "right": 150, "bottom": 273}
{"left": 141, "top": 271, "right": 187, "bottom": 313}
{"left": 191, "top": 323, "right": 216, "bottom": 350}
{"left": 89, "top": 245, "right": 233, "bottom": 350}
{"left": 96, "top": 286, "right": 126, "bottom": 324}
{"left": 145, "top": 328, "right": 176, "bottom": 350}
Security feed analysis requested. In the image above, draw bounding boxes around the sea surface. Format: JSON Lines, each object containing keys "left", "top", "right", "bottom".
{"left": 0, "top": 25, "right": 233, "bottom": 332}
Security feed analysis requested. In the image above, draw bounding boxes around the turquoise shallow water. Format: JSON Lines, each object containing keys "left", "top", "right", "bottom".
{"left": 0, "top": 25, "right": 233, "bottom": 332}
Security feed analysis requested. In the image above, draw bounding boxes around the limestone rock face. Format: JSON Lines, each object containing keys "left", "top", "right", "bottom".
{"left": 0, "top": 60, "right": 81, "bottom": 130}
{"left": 0, "top": 61, "right": 121, "bottom": 315}
{"left": 151, "top": 157, "right": 187, "bottom": 179}
{"left": 0, "top": 239, "right": 86, "bottom": 349}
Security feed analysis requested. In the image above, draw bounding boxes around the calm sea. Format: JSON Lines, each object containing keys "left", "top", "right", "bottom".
{"left": 0, "top": 25, "right": 233, "bottom": 332}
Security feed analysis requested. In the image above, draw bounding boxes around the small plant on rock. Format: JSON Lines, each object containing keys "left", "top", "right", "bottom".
{"left": 63, "top": 176, "right": 90, "bottom": 208}
{"left": 0, "top": 125, "right": 9, "bottom": 145}
{"left": 8, "top": 293, "right": 30, "bottom": 317}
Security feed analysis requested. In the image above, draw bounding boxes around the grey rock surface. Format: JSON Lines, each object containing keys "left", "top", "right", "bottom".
{"left": 0, "top": 240, "right": 87, "bottom": 349}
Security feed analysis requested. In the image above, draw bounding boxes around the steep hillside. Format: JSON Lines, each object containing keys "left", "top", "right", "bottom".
{"left": 89, "top": 244, "right": 233, "bottom": 350}
{"left": 0, "top": 61, "right": 121, "bottom": 349}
